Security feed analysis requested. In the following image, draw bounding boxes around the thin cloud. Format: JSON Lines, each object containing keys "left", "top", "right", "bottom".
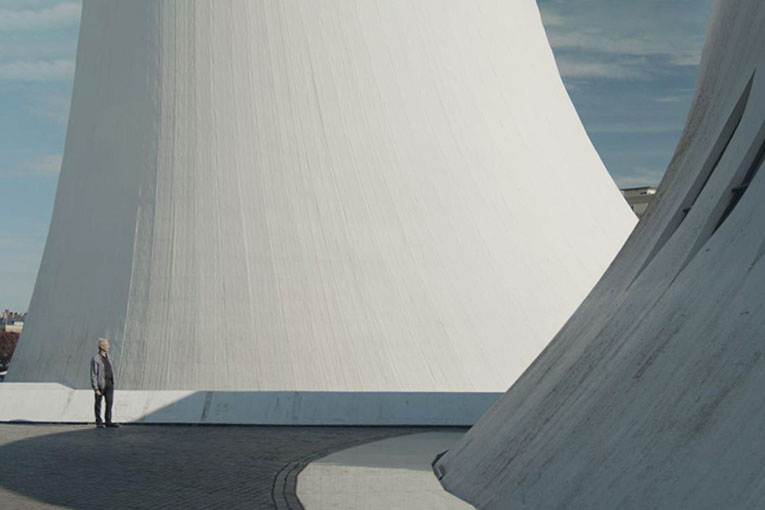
{"left": 0, "top": 40, "right": 74, "bottom": 60}
{"left": 20, "top": 154, "right": 63, "bottom": 176}
{"left": 539, "top": 0, "right": 710, "bottom": 83}
{"left": 0, "top": 2, "right": 81, "bottom": 31}
{"left": 540, "top": 11, "right": 566, "bottom": 27}
{"left": 548, "top": 30, "right": 703, "bottom": 63}
{"left": 656, "top": 95, "right": 683, "bottom": 104}
{"left": 670, "top": 53, "right": 702, "bottom": 67}
{"left": 556, "top": 59, "right": 649, "bottom": 80}
{"left": 586, "top": 122, "right": 682, "bottom": 135}
{"left": 614, "top": 167, "right": 666, "bottom": 188}
{"left": 0, "top": 59, "right": 74, "bottom": 81}
{"left": 27, "top": 93, "right": 72, "bottom": 125}
{"left": 0, "top": 0, "right": 65, "bottom": 8}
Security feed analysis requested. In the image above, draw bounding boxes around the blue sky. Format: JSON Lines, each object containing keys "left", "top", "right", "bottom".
{"left": 0, "top": 0, "right": 715, "bottom": 312}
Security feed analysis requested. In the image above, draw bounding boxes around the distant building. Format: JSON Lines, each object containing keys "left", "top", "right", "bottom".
{"left": 621, "top": 186, "right": 657, "bottom": 218}
{"left": 1, "top": 310, "right": 27, "bottom": 338}
{"left": 3, "top": 323, "right": 23, "bottom": 334}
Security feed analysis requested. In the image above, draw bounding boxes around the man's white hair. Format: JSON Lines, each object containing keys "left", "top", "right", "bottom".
{"left": 98, "top": 337, "right": 110, "bottom": 349}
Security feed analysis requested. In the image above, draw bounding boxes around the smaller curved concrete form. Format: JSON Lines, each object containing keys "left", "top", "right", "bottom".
{"left": 437, "top": 1, "right": 765, "bottom": 508}
{"left": 297, "top": 432, "right": 472, "bottom": 510}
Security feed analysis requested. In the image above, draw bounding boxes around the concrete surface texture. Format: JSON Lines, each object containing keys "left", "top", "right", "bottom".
{"left": 0, "top": 424, "right": 418, "bottom": 510}
{"left": 0, "top": 383, "right": 500, "bottom": 425}
{"left": 436, "top": 1, "right": 765, "bottom": 509}
{"left": 9, "top": 0, "right": 634, "bottom": 393}
{"left": 297, "top": 431, "right": 474, "bottom": 510}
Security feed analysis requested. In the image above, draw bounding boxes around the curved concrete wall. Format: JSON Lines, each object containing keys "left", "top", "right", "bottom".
{"left": 9, "top": 0, "right": 634, "bottom": 392}
{"left": 437, "top": 1, "right": 765, "bottom": 508}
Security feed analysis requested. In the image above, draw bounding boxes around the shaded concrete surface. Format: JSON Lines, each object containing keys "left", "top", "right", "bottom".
{"left": 298, "top": 431, "right": 474, "bottom": 510}
{"left": 0, "top": 384, "right": 502, "bottom": 425}
{"left": 0, "top": 424, "right": 420, "bottom": 509}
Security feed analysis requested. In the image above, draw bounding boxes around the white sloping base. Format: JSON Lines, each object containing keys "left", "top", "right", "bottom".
{"left": 0, "top": 384, "right": 500, "bottom": 425}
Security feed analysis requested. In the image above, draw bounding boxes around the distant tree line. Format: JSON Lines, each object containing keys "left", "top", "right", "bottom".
{"left": 0, "top": 331, "right": 19, "bottom": 368}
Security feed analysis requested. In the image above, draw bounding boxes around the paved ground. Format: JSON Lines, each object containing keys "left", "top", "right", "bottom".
{"left": 0, "top": 424, "right": 423, "bottom": 510}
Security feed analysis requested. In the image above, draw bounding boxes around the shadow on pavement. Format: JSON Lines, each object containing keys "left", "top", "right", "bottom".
{"left": 0, "top": 425, "right": 417, "bottom": 509}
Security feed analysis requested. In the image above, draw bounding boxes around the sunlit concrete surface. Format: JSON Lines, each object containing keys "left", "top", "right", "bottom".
{"left": 9, "top": 0, "right": 635, "bottom": 401}
{"left": 297, "top": 431, "right": 473, "bottom": 510}
{"left": 0, "top": 424, "right": 420, "bottom": 509}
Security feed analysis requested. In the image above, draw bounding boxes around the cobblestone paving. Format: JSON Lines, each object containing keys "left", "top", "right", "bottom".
{"left": 0, "top": 424, "right": 423, "bottom": 510}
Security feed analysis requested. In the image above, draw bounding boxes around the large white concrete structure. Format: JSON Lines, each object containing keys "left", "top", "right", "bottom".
{"left": 8, "top": 0, "right": 633, "bottom": 418}
{"left": 437, "top": 0, "right": 765, "bottom": 506}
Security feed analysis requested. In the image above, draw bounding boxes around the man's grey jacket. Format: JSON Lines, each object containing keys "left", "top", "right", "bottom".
{"left": 90, "top": 354, "right": 113, "bottom": 391}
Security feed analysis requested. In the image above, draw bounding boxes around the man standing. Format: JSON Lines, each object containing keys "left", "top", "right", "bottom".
{"left": 90, "top": 337, "right": 118, "bottom": 428}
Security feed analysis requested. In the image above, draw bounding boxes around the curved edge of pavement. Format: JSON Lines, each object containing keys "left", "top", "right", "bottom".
{"left": 294, "top": 431, "right": 474, "bottom": 510}
{"left": 273, "top": 429, "right": 425, "bottom": 510}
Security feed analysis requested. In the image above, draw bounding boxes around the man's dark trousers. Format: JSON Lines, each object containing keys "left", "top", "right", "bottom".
{"left": 94, "top": 386, "right": 114, "bottom": 425}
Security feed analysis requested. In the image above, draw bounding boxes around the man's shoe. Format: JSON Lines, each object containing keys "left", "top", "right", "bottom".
{"left": 96, "top": 423, "right": 105, "bottom": 428}
{"left": 106, "top": 423, "right": 120, "bottom": 428}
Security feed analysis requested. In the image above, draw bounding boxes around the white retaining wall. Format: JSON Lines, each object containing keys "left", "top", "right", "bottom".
{"left": 0, "top": 383, "right": 500, "bottom": 425}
